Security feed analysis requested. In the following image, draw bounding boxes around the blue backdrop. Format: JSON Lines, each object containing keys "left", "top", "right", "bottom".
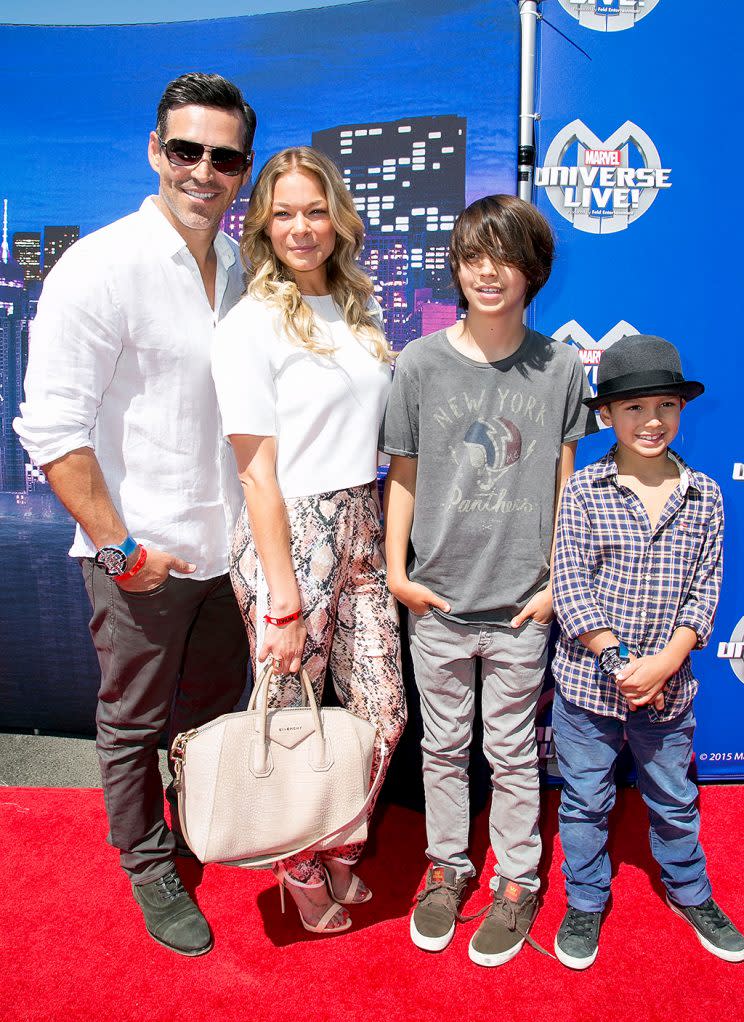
{"left": 531, "top": 0, "right": 744, "bottom": 779}
{"left": 0, "top": 0, "right": 519, "bottom": 733}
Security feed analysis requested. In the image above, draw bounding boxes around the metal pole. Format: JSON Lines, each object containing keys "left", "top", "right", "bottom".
{"left": 518, "top": 1, "right": 540, "bottom": 203}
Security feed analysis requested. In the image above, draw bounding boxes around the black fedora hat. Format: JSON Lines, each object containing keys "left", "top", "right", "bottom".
{"left": 584, "top": 334, "right": 704, "bottom": 411}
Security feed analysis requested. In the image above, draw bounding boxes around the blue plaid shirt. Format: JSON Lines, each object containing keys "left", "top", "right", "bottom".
{"left": 552, "top": 447, "right": 723, "bottom": 722}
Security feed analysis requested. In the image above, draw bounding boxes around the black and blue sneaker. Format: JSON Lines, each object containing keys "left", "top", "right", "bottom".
{"left": 554, "top": 906, "right": 602, "bottom": 970}
{"left": 667, "top": 896, "right": 744, "bottom": 963}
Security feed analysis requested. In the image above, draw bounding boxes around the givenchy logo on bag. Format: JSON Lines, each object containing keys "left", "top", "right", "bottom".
{"left": 270, "top": 717, "right": 316, "bottom": 749}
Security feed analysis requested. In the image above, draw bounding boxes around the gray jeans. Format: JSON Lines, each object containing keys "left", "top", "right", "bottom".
{"left": 82, "top": 560, "right": 249, "bottom": 885}
{"left": 408, "top": 610, "right": 549, "bottom": 892}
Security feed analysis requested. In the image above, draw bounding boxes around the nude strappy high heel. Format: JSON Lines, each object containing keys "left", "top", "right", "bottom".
{"left": 323, "top": 862, "right": 373, "bottom": 905}
{"left": 276, "top": 864, "right": 352, "bottom": 934}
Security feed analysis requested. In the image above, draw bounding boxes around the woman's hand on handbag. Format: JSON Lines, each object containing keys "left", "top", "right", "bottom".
{"left": 260, "top": 616, "right": 307, "bottom": 674}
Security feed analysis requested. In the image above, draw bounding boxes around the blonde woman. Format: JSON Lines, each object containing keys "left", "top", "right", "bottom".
{"left": 212, "top": 147, "right": 406, "bottom": 934}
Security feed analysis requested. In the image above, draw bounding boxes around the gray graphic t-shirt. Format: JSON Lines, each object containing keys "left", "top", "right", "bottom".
{"left": 380, "top": 328, "right": 597, "bottom": 624}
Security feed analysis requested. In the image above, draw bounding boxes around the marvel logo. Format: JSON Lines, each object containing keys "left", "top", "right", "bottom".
{"left": 578, "top": 348, "right": 603, "bottom": 367}
{"left": 584, "top": 149, "right": 621, "bottom": 167}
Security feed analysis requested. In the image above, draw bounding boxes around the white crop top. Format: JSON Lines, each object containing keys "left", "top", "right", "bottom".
{"left": 211, "top": 293, "right": 392, "bottom": 498}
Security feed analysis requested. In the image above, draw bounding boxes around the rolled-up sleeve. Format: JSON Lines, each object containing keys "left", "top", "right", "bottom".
{"left": 13, "top": 248, "right": 123, "bottom": 467}
{"left": 553, "top": 481, "right": 611, "bottom": 640}
{"left": 676, "top": 486, "right": 724, "bottom": 649}
{"left": 379, "top": 361, "right": 419, "bottom": 457}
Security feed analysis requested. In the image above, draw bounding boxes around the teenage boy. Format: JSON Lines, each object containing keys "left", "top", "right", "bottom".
{"left": 381, "top": 195, "right": 597, "bottom": 967}
{"left": 551, "top": 333, "right": 744, "bottom": 968}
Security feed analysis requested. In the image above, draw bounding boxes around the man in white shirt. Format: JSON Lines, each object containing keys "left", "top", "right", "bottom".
{"left": 14, "top": 72, "right": 256, "bottom": 956}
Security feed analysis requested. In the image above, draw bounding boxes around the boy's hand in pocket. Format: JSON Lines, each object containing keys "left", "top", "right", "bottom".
{"left": 511, "top": 586, "right": 554, "bottom": 628}
{"left": 388, "top": 578, "right": 451, "bottom": 617}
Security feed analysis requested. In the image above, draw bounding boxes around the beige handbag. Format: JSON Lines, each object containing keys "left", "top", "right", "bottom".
{"left": 171, "top": 664, "right": 384, "bottom": 867}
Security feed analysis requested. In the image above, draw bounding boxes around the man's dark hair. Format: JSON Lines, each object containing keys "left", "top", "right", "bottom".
{"left": 156, "top": 72, "right": 257, "bottom": 151}
{"left": 449, "top": 194, "right": 554, "bottom": 308}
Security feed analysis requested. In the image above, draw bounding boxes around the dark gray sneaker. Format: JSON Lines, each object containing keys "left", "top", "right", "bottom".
{"left": 410, "top": 865, "right": 468, "bottom": 952}
{"left": 467, "top": 878, "right": 550, "bottom": 968}
{"left": 132, "top": 868, "right": 213, "bottom": 956}
{"left": 554, "top": 907, "right": 602, "bottom": 969}
{"left": 667, "top": 896, "right": 744, "bottom": 962}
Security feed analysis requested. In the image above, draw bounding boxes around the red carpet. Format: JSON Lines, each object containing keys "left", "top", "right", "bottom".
{"left": 2, "top": 786, "right": 742, "bottom": 1022}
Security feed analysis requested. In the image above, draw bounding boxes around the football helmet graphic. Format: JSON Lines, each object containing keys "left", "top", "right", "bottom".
{"left": 462, "top": 417, "right": 522, "bottom": 490}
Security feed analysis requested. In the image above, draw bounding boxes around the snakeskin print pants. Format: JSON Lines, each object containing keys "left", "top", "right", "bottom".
{"left": 230, "top": 483, "right": 406, "bottom": 885}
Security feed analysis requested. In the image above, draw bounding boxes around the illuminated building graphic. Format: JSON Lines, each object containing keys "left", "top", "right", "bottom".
{"left": 412, "top": 288, "right": 459, "bottom": 338}
{"left": 1, "top": 199, "right": 9, "bottom": 264}
{"left": 43, "top": 225, "right": 79, "bottom": 278}
{"left": 0, "top": 206, "right": 67, "bottom": 492}
{"left": 13, "top": 232, "right": 42, "bottom": 283}
{"left": 220, "top": 187, "right": 251, "bottom": 245}
{"left": 312, "top": 115, "right": 466, "bottom": 349}
{"left": 0, "top": 257, "right": 29, "bottom": 491}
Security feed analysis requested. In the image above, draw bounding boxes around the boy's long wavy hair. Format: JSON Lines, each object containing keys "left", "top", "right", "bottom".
{"left": 240, "top": 146, "right": 392, "bottom": 363}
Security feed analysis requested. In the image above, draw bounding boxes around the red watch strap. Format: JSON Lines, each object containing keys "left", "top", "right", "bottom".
{"left": 263, "top": 609, "right": 302, "bottom": 626}
{"left": 114, "top": 545, "right": 147, "bottom": 584}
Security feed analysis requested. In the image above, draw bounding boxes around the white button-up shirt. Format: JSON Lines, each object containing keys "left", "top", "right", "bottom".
{"left": 14, "top": 197, "right": 245, "bottom": 580}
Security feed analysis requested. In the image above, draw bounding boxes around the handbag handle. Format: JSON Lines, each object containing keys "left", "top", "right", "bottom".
{"left": 250, "top": 663, "right": 329, "bottom": 774}
{"left": 246, "top": 661, "right": 309, "bottom": 712}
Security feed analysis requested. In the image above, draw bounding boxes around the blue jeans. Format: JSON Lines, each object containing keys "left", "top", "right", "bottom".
{"left": 552, "top": 687, "right": 711, "bottom": 912}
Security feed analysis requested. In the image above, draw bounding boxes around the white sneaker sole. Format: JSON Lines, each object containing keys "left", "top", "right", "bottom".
{"left": 667, "top": 897, "right": 744, "bottom": 963}
{"left": 410, "top": 914, "right": 455, "bottom": 952}
{"left": 468, "top": 934, "right": 525, "bottom": 968}
{"left": 554, "top": 934, "right": 598, "bottom": 970}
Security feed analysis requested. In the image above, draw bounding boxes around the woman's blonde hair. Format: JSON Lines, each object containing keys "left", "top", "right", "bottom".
{"left": 241, "top": 146, "right": 392, "bottom": 363}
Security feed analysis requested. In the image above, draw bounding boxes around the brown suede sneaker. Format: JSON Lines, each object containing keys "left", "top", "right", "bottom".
{"left": 467, "top": 877, "right": 546, "bottom": 967}
{"left": 410, "top": 865, "right": 468, "bottom": 952}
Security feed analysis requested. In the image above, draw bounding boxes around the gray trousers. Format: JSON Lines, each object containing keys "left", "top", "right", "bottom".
{"left": 82, "top": 560, "right": 250, "bottom": 885}
{"left": 408, "top": 610, "right": 549, "bottom": 892}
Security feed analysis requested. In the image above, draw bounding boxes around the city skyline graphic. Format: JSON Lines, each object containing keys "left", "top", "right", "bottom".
{"left": 0, "top": 1, "right": 519, "bottom": 731}
{"left": 1, "top": 110, "right": 470, "bottom": 493}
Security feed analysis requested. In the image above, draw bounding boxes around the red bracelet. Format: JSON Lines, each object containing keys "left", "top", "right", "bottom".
{"left": 263, "top": 609, "right": 302, "bottom": 626}
{"left": 114, "top": 546, "right": 148, "bottom": 584}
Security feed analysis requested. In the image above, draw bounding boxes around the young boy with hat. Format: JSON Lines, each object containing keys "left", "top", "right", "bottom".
{"left": 551, "top": 333, "right": 744, "bottom": 969}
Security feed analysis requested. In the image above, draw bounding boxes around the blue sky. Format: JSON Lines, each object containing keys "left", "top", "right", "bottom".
{"left": 0, "top": 1, "right": 358, "bottom": 24}
{"left": 1, "top": 0, "right": 519, "bottom": 237}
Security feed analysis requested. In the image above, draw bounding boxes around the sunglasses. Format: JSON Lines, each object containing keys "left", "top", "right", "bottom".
{"left": 157, "top": 136, "right": 250, "bottom": 176}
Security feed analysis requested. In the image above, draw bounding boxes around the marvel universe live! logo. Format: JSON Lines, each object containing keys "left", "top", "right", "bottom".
{"left": 535, "top": 121, "right": 671, "bottom": 234}
{"left": 699, "top": 613, "right": 743, "bottom": 766}
{"left": 718, "top": 617, "right": 744, "bottom": 685}
{"left": 554, "top": 320, "right": 637, "bottom": 421}
{"left": 558, "top": 0, "right": 661, "bottom": 32}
